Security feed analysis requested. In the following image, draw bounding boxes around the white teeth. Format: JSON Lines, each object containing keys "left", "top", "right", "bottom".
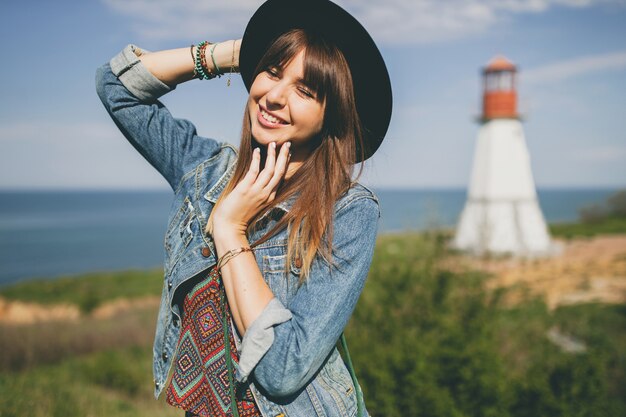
{"left": 261, "top": 109, "right": 285, "bottom": 124}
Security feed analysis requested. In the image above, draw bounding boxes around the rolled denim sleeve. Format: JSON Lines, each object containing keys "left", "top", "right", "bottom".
{"left": 109, "top": 44, "right": 173, "bottom": 101}
{"left": 251, "top": 195, "right": 380, "bottom": 397}
{"left": 95, "top": 44, "right": 222, "bottom": 191}
{"left": 235, "top": 297, "right": 293, "bottom": 384}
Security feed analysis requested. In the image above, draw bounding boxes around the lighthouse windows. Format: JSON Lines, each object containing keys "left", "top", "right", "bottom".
{"left": 485, "top": 71, "right": 514, "bottom": 92}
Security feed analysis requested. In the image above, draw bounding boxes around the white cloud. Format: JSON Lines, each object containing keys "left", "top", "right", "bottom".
{"left": 102, "top": 0, "right": 257, "bottom": 40}
{"left": 522, "top": 50, "right": 626, "bottom": 84}
{"left": 101, "top": 0, "right": 625, "bottom": 44}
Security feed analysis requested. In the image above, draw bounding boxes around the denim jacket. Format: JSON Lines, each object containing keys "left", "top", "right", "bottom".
{"left": 95, "top": 44, "right": 379, "bottom": 417}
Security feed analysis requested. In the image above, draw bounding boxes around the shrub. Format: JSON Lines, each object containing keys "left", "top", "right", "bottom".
{"left": 607, "top": 190, "right": 626, "bottom": 217}
{"left": 345, "top": 232, "right": 625, "bottom": 417}
{"left": 80, "top": 348, "right": 145, "bottom": 396}
{"left": 579, "top": 204, "right": 607, "bottom": 224}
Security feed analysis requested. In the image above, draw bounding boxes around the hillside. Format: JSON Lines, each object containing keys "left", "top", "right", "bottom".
{"left": 1, "top": 232, "right": 625, "bottom": 417}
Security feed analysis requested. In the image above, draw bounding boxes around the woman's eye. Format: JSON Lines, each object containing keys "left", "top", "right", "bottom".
{"left": 266, "top": 68, "right": 279, "bottom": 78}
{"left": 299, "top": 87, "right": 315, "bottom": 98}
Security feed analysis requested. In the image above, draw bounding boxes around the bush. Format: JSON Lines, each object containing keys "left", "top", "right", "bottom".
{"left": 80, "top": 348, "right": 145, "bottom": 396}
{"left": 607, "top": 190, "right": 626, "bottom": 217}
{"left": 345, "top": 232, "right": 625, "bottom": 417}
{"left": 578, "top": 189, "right": 626, "bottom": 224}
{"left": 579, "top": 204, "right": 607, "bottom": 224}
{"left": 348, "top": 233, "right": 510, "bottom": 417}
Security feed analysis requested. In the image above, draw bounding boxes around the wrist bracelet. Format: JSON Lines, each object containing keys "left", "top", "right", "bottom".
{"left": 210, "top": 43, "right": 223, "bottom": 77}
{"left": 194, "top": 41, "right": 218, "bottom": 80}
{"left": 217, "top": 247, "right": 255, "bottom": 271}
{"left": 227, "top": 40, "right": 235, "bottom": 87}
{"left": 190, "top": 45, "right": 199, "bottom": 79}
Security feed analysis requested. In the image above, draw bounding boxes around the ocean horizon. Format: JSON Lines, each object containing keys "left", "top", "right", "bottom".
{"left": 0, "top": 187, "right": 621, "bottom": 286}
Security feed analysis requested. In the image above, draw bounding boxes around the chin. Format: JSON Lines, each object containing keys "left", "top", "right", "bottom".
{"left": 250, "top": 130, "right": 272, "bottom": 147}
{"left": 251, "top": 126, "right": 287, "bottom": 147}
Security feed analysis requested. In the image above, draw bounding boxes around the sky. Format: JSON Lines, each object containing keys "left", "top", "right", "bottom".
{"left": 0, "top": 0, "right": 625, "bottom": 190}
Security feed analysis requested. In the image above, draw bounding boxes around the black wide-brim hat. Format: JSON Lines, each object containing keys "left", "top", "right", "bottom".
{"left": 240, "top": 0, "right": 393, "bottom": 162}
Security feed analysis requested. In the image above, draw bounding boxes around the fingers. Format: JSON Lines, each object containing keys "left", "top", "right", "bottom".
{"left": 242, "top": 147, "right": 261, "bottom": 185}
{"left": 267, "top": 151, "right": 291, "bottom": 201}
{"left": 241, "top": 142, "right": 291, "bottom": 202}
{"left": 265, "top": 142, "right": 291, "bottom": 193}
{"left": 256, "top": 142, "right": 277, "bottom": 186}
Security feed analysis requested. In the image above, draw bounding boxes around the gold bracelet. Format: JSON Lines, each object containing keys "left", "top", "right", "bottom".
{"left": 217, "top": 247, "right": 254, "bottom": 271}
{"left": 227, "top": 39, "right": 235, "bottom": 87}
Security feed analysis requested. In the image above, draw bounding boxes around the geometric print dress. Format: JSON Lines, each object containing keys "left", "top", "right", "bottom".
{"left": 166, "top": 265, "right": 262, "bottom": 417}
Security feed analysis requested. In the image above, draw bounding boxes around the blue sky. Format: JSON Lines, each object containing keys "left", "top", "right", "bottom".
{"left": 0, "top": 0, "right": 624, "bottom": 190}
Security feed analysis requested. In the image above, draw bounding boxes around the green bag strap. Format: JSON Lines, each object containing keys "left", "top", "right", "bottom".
{"left": 220, "top": 275, "right": 240, "bottom": 417}
{"left": 340, "top": 332, "right": 365, "bottom": 417}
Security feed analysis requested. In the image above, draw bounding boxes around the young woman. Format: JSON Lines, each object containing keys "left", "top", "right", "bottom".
{"left": 95, "top": 0, "right": 391, "bottom": 416}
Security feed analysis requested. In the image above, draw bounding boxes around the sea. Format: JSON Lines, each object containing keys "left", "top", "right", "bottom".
{"left": 0, "top": 188, "right": 620, "bottom": 286}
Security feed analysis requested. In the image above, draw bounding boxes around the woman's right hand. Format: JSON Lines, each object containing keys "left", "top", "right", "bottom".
{"left": 210, "top": 141, "right": 292, "bottom": 238}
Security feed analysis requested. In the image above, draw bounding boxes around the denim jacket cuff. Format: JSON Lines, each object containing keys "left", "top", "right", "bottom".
{"left": 109, "top": 44, "right": 174, "bottom": 101}
{"left": 235, "top": 297, "right": 293, "bottom": 384}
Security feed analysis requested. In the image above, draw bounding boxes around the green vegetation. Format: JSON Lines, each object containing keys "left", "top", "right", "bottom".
{"left": 0, "top": 345, "right": 179, "bottom": 417}
{"left": 0, "top": 268, "right": 163, "bottom": 313}
{"left": 1, "top": 231, "right": 624, "bottom": 416}
{"left": 0, "top": 308, "right": 156, "bottom": 372}
{"left": 347, "top": 231, "right": 626, "bottom": 417}
{"left": 550, "top": 216, "right": 626, "bottom": 238}
{"left": 550, "top": 189, "right": 626, "bottom": 238}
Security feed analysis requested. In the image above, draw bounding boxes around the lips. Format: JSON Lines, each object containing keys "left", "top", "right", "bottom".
{"left": 258, "top": 104, "right": 289, "bottom": 126}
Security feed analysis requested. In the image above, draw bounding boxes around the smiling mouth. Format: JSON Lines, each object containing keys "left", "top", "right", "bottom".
{"left": 258, "top": 105, "right": 289, "bottom": 126}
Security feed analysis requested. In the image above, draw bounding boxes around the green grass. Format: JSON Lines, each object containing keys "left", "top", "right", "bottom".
{"left": 0, "top": 345, "right": 179, "bottom": 417}
{"left": 0, "top": 268, "right": 163, "bottom": 313}
{"left": 549, "top": 216, "right": 626, "bottom": 239}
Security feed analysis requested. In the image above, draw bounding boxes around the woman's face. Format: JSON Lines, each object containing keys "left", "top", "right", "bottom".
{"left": 248, "top": 48, "right": 326, "bottom": 157}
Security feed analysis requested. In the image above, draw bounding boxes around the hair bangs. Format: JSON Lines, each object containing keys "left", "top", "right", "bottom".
{"left": 252, "top": 29, "right": 348, "bottom": 106}
{"left": 301, "top": 39, "right": 335, "bottom": 104}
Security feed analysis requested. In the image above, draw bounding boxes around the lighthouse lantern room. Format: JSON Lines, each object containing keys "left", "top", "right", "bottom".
{"left": 453, "top": 56, "right": 555, "bottom": 257}
{"left": 482, "top": 56, "right": 518, "bottom": 121}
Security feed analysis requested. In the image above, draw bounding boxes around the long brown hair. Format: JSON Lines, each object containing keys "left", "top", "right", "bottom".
{"left": 205, "top": 28, "right": 366, "bottom": 282}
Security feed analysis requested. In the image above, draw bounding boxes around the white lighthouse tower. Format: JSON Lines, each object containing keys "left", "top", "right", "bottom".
{"left": 453, "top": 56, "right": 554, "bottom": 257}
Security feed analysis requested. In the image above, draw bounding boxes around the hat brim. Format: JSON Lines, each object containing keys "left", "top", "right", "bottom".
{"left": 240, "top": 0, "right": 392, "bottom": 162}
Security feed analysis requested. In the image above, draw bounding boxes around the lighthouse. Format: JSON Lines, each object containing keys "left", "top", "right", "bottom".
{"left": 453, "top": 56, "right": 554, "bottom": 257}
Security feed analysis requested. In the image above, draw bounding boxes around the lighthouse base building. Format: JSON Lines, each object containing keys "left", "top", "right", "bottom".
{"left": 453, "top": 119, "right": 556, "bottom": 257}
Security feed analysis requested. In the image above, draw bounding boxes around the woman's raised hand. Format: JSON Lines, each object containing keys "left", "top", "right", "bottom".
{"left": 211, "top": 141, "right": 292, "bottom": 237}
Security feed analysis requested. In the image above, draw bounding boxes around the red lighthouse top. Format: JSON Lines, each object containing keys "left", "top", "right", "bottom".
{"left": 481, "top": 55, "right": 518, "bottom": 121}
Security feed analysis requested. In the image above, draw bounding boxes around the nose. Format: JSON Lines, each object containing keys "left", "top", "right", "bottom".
{"left": 265, "top": 81, "right": 288, "bottom": 109}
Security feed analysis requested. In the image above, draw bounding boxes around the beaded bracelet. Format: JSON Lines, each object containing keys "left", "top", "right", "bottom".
{"left": 194, "top": 41, "right": 218, "bottom": 80}
{"left": 217, "top": 247, "right": 255, "bottom": 271}
{"left": 200, "top": 42, "right": 213, "bottom": 78}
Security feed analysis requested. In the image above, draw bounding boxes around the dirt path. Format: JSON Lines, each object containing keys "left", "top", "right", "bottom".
{"left": 0, "top": 296, "right": 160, "bottom": 325}
{"left": 451, "top": 234, "right": 626, "bottom": 309}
